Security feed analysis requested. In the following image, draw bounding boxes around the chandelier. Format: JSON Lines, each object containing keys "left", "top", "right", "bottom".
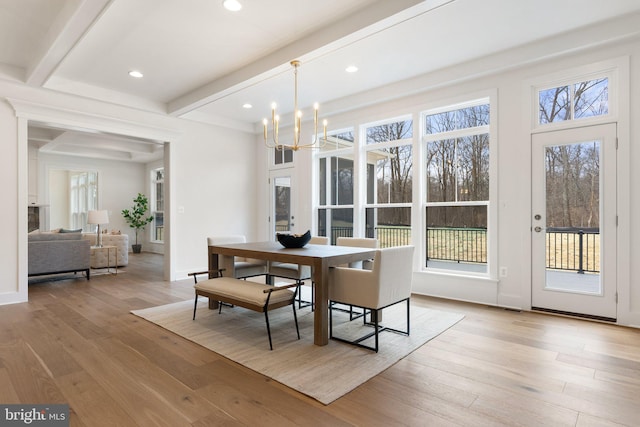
{"left": 263, "top": 60, "right": 327, "bottom": 151}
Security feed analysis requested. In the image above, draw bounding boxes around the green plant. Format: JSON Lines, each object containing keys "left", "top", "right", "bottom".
{"left": 122, "top": 193, "right": 153, "bottom": 246}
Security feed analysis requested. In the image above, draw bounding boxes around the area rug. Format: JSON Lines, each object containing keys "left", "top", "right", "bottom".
{"left": 131, "top": 299, "right": 464, "bottom": 404}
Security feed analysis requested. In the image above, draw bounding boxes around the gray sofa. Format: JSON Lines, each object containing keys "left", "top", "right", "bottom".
{"left": 28, "top": 232, "right": 91, "bottom": 280}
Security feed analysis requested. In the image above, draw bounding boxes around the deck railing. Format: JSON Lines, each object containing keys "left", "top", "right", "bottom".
{"left": 315, "top": 225, "right": 599, "bottom": 273}
{"left": 546, "top": 227, "right": 599, "bottom": 273}
{"left": 325, "top": 226, "right": 411, "bottom": 247}
{"left": 426, "top": 227, "right": 487, "bottom": 264}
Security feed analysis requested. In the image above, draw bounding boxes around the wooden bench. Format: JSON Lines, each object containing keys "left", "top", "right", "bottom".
{"left": 189, "top": 269, "right": 300, "bottom": 350}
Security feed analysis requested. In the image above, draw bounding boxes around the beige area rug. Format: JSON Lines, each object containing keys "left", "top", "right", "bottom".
{"left": 131, "top": 298, "right": 464, "bottom": 405}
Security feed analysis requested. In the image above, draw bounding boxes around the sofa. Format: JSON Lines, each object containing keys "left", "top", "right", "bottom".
{"left": 28, "top": 232, "right": 91, "bottom": 279}
{"left": 82, "top": 233, "right": 129, "bottom": 267}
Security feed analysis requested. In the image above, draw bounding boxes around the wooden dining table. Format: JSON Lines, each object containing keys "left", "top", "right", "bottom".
{"left": 207, "top": 241, "right": 377, "bottom": 346}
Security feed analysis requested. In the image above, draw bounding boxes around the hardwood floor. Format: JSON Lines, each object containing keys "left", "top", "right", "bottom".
{"left": 4, "top": 254, "right": 640, "bottom": 426}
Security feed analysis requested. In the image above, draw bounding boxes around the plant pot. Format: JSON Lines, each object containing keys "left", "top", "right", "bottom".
{"left": 132, "top": 244, "right": 142, "bottom": 254}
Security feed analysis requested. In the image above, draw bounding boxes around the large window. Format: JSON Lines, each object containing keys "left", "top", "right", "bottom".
{"left": 151, "top": 168, "right": 164, "bottom": 243}
{"left": 316, "top": 129, "right": 354, "bottom": 244}
{"left": 424, "top": 101, "right": 490, "bottom": 272}
{"left": 70, "top": 171, "right": 97, "bottom": 231}
{"left": 312, "top": 99, "right": 493, "bottom": 276}
{"left": 364, "top": 117, "right": 413, "bottom": 248}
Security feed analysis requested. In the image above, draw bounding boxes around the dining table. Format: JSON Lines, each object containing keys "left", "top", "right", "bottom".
{"left": 207, "top": 240, "right": 377, "bottom": 346}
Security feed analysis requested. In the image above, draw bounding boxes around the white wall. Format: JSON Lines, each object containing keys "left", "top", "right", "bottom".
{"left": 171, "top": 121, "right": 259, "bottom": 277}
{"left": 38, "top": 152, "right": 147, "bottom": 248}
{"left": 47, "top": 169, "right": 68, "bottom": 229}
{"left": 0, "top": 99, "right": 21, "bottom": 303}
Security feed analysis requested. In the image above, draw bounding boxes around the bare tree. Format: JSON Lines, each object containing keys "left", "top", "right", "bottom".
{"left": 367, "top": 120, "right": 413, "bottom": 225}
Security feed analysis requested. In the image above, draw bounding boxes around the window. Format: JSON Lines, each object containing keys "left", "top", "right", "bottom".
{"left": 364, "top": 117, "right": 413, "bottom": 248}
{"left": 316, "top": 129, "right": 355, "bottom": 244}
{"left": 70, "top": 171, "right": 97, "bottom": 231}
{"left": 151, "top": 168, "right": 164, "bottom": 243}
{"left": 538, "top": 77, "right": 608, "bottom": 125}
{"left": 424, "top": 101, "right": 489, "bottom": 272}
{"left": 273, "top": 147, "right": 293, "bottom": 165}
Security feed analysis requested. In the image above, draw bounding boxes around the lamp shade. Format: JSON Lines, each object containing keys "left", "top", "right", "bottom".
{"left": 87, "top": 210, "right": 109, "bottom": 225}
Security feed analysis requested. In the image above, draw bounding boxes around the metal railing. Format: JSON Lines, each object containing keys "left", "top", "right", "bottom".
{"left": 316, "top": 225, "right": 599, "bottom": 273}
{"left": 323, "top": 226, "right": 411, "bottom": 247}
{"left": 546, "top": 227, "right": 599, "bottom": 273}
{"left": 426, "top": 227, "right": 487, "bottom": 264}
{"left": 368, "top": 226, "right": 411, "bottom": 248}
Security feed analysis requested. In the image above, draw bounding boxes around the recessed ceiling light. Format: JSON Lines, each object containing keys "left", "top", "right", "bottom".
{"left": 243, "top": 103, "right": 252, "bottom": 109}
{"left": 223, "top": 0, "right": 242, "bottom": 11}
{"left": 345, "top": 65, "right": 358, "bottom": 73}
{"left": 128, "top": 70, "right": 144, "bottom": 78}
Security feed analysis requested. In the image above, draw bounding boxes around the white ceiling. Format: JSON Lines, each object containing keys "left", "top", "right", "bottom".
{"left": 2, "top": 0, "right": 640, "bottom": 161}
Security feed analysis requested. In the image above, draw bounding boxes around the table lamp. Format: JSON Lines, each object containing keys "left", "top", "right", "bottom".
{"left": 87, "top": 210, "right": 109, "bottom": 247}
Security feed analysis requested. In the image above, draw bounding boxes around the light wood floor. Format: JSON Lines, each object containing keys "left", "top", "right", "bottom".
{"left": 4, "top": 254, "right": 639, "bottom": 426}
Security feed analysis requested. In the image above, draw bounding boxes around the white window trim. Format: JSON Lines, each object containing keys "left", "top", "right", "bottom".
{"left": 420, "top": 94, "right": 497, "bottom": 279}
{"left": 150, "top": 167, "right": 164, "bottom": 244}
{"left": 531, "top": 65, "right": 618, "bottom": 132}
{"left": 313, "top": 128, "right": 357, "bottom": 240}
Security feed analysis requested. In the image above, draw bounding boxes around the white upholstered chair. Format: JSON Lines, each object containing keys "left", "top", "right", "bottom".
{"left": 268, "top": 235, "right": 329, "bottom": 308}
{"left": 328, "top": 245, "right": 415, "bottom": 352}
{"left": 207, "top": 236, "right": 268, "bottom": 280}
{"left": 335, "top": 237, "right": 379, "bottom": 319}
{"left": 309, "top": 236, "right": 330, "bottom": 245}
{"left": 336, "top": 237, "right": 378, "bottom": 269}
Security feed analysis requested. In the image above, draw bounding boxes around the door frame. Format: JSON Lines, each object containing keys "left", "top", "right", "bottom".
{"left": 269, "top": 168, "right": 296, "bottom": 238}
{"left": 531, "top": 123, "right": 617, "bottom": 320}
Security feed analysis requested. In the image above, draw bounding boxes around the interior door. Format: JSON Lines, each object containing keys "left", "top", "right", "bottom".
{"left": 531, "top": 123, "right": 617, "bottom": 321}
{"left": 270, "top": 170, "right": 295, "bottom": 238}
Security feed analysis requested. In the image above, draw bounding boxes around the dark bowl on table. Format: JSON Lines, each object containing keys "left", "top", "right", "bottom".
{"left": 277, "top": 230, "right": 311, "bottom": 248}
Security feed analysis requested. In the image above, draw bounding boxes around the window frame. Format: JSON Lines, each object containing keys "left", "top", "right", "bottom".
{"left": 532, "top": 69, "right": 615, "bottom": 131}
{"left": 362, "top": 115, "right": 413, "bottom": 248}
{"left": 69, "top": 170, "right": 98, "bottom": 231}
{"left": 314, "top": 127, "right": 356, "bottom": 244}
{"left": 272, "top": 146, "right": 294, "bottom": 168}
{"left": 421, "top": 97, "right": 495, "bottom": 277}
{"left": 150, "top": 167, "right": 164, "bottom": 244}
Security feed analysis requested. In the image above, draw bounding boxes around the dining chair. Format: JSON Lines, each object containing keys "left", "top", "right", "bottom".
{"left": 335, "top": 237, "right": 379, "bottom": 319}
{"left": 336, "top": 237, "right": 378, "bottom": 269}
{"left": 328, "top": 245, "right": 415, "bottom": 352}
{"left": 190, "top": 268, "right": 300, "bottom": 350}
{"left": 207, "top": 235, "right": 268, "bottom": 281}
{"left": 268, "top": 235, "right": 329, "bottom": 309}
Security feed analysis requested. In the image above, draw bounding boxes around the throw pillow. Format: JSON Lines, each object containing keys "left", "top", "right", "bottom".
{"left": 59, "top": 228, "right": 82, "bottom": 233}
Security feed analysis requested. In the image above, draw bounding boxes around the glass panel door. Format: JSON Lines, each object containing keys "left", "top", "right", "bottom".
{"left": 531, "top": 124, "right": 616, "bottom": 320}
{"left": 270, "top": 169, "right": 294, "bottom": 238}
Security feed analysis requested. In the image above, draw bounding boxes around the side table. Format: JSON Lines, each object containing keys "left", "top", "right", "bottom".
{"left": 90, "top": 245, "right": 118, "bottom": 274}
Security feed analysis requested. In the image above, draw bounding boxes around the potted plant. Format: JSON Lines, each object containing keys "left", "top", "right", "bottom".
{"left": 122, "top": 193, "right": 153, "bottom": 253}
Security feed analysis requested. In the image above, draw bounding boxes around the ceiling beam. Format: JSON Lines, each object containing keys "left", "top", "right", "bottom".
{"left": 26, "top": 0, "right": 113, "bottom": 86}
{"left": 167, "top": 0, "right": 439, "bottom": 117}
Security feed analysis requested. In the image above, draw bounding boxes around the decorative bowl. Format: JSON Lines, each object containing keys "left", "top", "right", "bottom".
{"left": 277, "top": 230, "right": 311, "bottom": 248}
